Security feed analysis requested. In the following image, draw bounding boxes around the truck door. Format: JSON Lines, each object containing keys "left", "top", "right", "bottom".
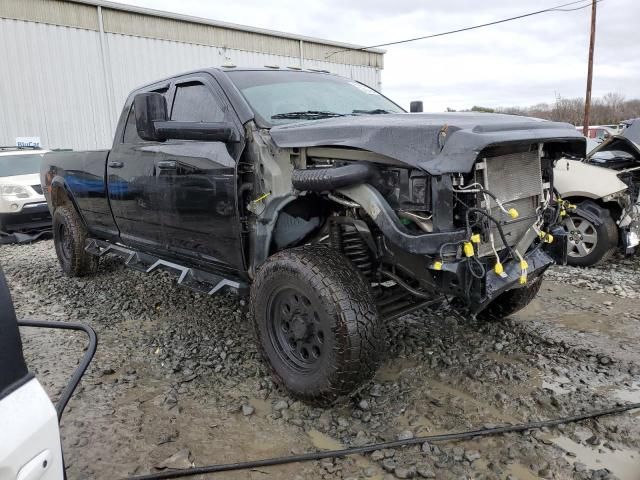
{"left": 107, "top": 85, "right": 171, "bottom": 252}
{"left": 156, "top": 76, "right": 244, "bottom": 274}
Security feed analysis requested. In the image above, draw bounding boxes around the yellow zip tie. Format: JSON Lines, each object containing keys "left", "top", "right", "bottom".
{"left": 432, "top": 261, "right": 443, "bottom": 271}
{"left": 252, "top": 192, "right": 271, "bottom": 203}
{"left": 516, "top": 250, "right": 528, "bottom": 284}
{"left": 539, "top": 231, "right": 554, "bottom": 243}
{"left": 507, "top": 208, "right": 519, "bottom": 219}
{"left": 463, "top": 242, "right": 475, "bottom": 257}
{"left": 470, "top": 233, "right": 481, "bottom": 244}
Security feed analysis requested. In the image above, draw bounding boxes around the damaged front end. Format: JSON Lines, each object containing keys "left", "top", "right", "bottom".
{"left": 281, "top": 142, "right": 570, "bottom": 316}
{"left": 610, "top": 187, "right": 640, "bottom": 254}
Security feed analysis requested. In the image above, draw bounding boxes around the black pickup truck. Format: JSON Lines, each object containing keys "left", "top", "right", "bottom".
{"left": 42, "top": 67, "right": 582, "bottom": 403}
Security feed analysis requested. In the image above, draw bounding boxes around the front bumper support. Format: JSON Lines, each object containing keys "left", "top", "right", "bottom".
{"left": 432, "top": 227, "right": 568, "bottom": 313}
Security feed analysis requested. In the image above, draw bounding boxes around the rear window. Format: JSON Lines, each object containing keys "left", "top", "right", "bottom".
{"left": 0, "top": 154, "right": 43, "bottom": 177}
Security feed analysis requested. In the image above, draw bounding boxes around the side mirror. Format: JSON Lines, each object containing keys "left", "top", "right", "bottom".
{"left": 133, "top": 92, "right": 237, "bottom": 143}
{"left": 409, "top": 101, "right": 424, "bottom": 113}
{"left": 134, "top": 93, "right": 167, "bottom": 141}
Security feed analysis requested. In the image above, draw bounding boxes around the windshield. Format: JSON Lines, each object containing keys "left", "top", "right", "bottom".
{"left": 590, "top": 150, "right": 636, "bottom": 162}
{"left": 0, "top": 154, "right": 43, "bottom": 177}
{"left": 226, "top": 70, "right": 404, "bottom": 126}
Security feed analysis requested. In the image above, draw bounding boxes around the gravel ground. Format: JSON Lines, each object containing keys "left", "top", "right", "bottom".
{"left": 1, "top": 240, "right": 639, "bottom": 480}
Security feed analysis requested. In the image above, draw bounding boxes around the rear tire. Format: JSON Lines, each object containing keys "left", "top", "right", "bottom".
{"left": 52, "top": 206, "right": 98, "bottom": 277}
{"left": 251, "top": 245, "right": 382, "bottom": 405}
{"left": 478, "top": 276, "right": 543, "bottom": 321}
{"left": 562, "top": 201, "right": 618, "bottom": 267}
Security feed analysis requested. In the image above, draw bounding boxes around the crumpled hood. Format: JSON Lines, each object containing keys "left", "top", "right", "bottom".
{"left": 622, "top": 118, "right": 640, "bottom": 145}
{"left": 270, "top": 113, "right": 585, "bottom": 174}
{"left": 588, "top": 121, "right": 640, "bottom": 162}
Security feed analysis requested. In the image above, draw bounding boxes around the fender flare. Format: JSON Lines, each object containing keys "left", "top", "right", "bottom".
{"left": 49, "top": 176, "right": 89, "bottom": 229}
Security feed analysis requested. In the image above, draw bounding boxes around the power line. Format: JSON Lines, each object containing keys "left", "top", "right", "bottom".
{"left": 325, "top": 0, "right": 602, "bottom": 58}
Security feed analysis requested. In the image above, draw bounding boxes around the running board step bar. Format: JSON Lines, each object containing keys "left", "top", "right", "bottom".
{"left": 85, "top": 239, "right": 247, "bottom": 296}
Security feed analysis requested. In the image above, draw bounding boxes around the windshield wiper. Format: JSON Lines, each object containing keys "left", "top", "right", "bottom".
{"left": 352, "top": 109, "right": 391, "bottom": 115}
{"left": 271, "top": 111, "right": 345, "bottom": 120}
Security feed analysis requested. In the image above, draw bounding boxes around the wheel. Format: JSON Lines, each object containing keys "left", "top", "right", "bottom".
{"left": 250, "top": 245, "right": 382, "bottom": 405}
{"left": 477, "top": 276, "right": 543, "bottom": 321}
{"left": 52, "top": 206, "right": 98, "bottom": 277}
{"left": 562, "top": 201, "right": 618, "bottom": 267}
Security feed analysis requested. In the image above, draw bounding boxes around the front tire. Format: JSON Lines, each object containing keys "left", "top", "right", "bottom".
{"left": 562, "top": 201, "right": 618, "bottom": 267}
{"left": 251, "top": 245, "right": 382, "bottom": 405}
{"left": 52, "top": 206, "right": 98, "bottom": 277}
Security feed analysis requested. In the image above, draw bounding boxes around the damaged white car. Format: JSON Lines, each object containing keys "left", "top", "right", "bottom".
{"left": 555, "top": 120, "right": 640, "bottom": 266}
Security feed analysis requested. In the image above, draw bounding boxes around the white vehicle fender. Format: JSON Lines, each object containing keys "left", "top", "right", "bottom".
{"left": 554, "top": 159, "right": 628, "bottom": 199}
{"left": 0, "top": 378, "right": 63, "bottom": 480}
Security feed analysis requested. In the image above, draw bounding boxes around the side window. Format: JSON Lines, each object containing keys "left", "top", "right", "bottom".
{"left": 123, "top": 105, "right": 141, "bottom": 144}
{"left": 171, "top": 82, "right": 225, "bottom": 122}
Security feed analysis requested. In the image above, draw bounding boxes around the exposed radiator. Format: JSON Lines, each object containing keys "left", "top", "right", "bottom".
{"left": 476, "top": 149, "right": 543, "bottom": 256}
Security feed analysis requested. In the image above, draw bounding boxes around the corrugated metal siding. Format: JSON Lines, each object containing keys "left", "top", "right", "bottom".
{"left": 105, "top": 34, "right": 303, "bottom": 118}
{"left": 0, "top": 0, "right": 98, "bottom": 30}
{"left": 0, "top": 10, "right": 384, "bottom": 151}
{"left": 103, "top": 9, "right": 301, "bottom": 59}
{"left": 0, "top": 0, "right": 383, "bottom": 68}
{"left": 0, "top": 18, "right": 112, "bottom": 150}
{"left": 302, "top": 41, "right": 383, "bottom": 69}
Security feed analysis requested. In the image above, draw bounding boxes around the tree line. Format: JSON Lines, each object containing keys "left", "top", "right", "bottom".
{"left": 451, "top": 93, "right": 640, "bottom": 126}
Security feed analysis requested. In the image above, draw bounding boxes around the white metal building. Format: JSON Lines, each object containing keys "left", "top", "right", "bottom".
{"left": 0, "top": 0, "right": 385, "bottom": 151}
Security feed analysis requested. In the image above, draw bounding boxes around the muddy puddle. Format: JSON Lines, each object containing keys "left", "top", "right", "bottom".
{"left": 611, "top": 382, "right": 640, "bottom": 404}
{"left": 552, "top": 435, "right": 640, "bottom": 480}
{"left": 5, "top": 242, "right": 640, "bottom": 479}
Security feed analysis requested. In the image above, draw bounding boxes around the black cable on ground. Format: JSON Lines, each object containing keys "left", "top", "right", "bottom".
{"left": 127, "top": 401, "right": 640, "bottom": 480}
{"left": 17, "top": 319, "right": 97, "bottom": 421}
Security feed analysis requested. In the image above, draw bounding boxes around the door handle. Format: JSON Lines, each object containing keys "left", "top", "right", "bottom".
{"left": 108, "top": 161, "right": 124, "bottom": 169}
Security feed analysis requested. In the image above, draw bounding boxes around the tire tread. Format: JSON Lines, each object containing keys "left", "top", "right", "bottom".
{"left": 250, "top": 244, "right": 382, "bottom": 405}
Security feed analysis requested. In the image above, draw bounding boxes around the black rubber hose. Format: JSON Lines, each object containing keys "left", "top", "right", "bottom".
{"left": 17, "top": 319, "right": 97, "bottom": 421}
{"left": 126, "top": 401, "right": 640, "bottom": 480}
{"left": 291, "top": 163, "right": 378, "bottom": 191}
{"left": 380, "top": 269, "right": 432, "bottom": 299}
{"left": 465, "top": 208, "right": 517, "bottom": 259}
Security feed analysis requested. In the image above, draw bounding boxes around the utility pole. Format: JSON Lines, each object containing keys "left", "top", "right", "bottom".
{"left": 583, "top": 0, "right": 597, "bottom": 136}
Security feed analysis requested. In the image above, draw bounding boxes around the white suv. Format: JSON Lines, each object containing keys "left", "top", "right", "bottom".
{"left": 0, "top": 148, "right": 51, "bottom": 233}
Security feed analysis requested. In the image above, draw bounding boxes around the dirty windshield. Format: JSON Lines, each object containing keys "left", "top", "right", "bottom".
{"left": 0, "top": 154, "right": 43, "bottom": 177}
{"left": 227, "top": 70, "right": 403, "bottom": 125}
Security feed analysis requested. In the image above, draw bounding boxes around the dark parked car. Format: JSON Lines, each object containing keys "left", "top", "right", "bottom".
{"left": 42, "top": 67, "right": 581, "bottom": 403}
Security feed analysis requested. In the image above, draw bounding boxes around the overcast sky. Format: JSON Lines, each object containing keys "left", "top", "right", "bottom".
{"left": 118, "top": 0, "right": 637, "bottom": 111}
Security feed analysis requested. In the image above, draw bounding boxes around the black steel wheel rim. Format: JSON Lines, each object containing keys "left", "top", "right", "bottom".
{"left": 267, "top": 286, "right": 326, "bottom": 373}
{"left": 57, "top": 223, "right": 72, "bottom": 263}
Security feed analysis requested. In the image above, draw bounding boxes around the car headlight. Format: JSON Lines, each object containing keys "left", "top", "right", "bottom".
{"left": 0, "top": 185, "right": 30, "bottom": 199}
